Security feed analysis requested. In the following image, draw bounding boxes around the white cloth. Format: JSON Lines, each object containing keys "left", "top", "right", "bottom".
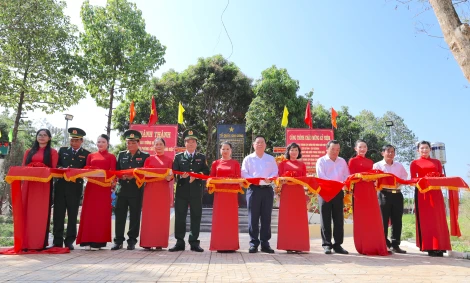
{"left": 241, "top": 152, "right": 278, "bottom": 179}
{"left": 373, "top": 160, "right": 408, "bottom": 182}
{"left": 315, "top": 155, "right": 349, "bottom": 182}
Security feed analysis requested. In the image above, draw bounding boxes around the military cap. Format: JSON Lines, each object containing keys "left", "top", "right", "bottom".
{"left": 124, "top": 129, "right": 142, "bottom": 141}
{"left": 68, "top": 127, "right": 86, "bottom": 138}
{"left": 183, "top": 129, "right": 198, "bottom": 141}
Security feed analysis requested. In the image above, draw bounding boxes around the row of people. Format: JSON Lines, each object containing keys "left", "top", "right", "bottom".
{"left": 19, "top": 128, "right": 450, "bottom": 257}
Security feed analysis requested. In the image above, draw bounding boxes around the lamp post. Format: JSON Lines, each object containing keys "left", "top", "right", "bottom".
{"left": 385, "top": 120, "right": 394, "bottom": 145}
{"left": 64, "top": 114, "right": 74, "bottom": 146}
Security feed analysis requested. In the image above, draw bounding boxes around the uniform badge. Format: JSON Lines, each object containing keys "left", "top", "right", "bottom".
{"left": 79, "top": 155, "right": 85, "bottom": 158}
{"left": 130, "top": 133, "right": 134, "bottom": 138}
{"left": 188, "top": 130, "right": 193, "bottom": 135}
{"left": 195, "top": 159, "right": 202, "bottom": 162}
{"left": 136, "top": 158, "right": 142, "bottom": 161}
{"left": 72, "top": 130, "right": 77, "bottom": 134}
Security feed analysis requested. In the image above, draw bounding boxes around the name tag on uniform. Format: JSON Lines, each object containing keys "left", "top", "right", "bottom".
{"left": 195, "top": 159, "right": 201, "bottom": 162}
{"left": 79, "top": 155, "right": 86, "bottom": 158}
{"left": 136, "top": 158, "right": 142, "bottom": 161}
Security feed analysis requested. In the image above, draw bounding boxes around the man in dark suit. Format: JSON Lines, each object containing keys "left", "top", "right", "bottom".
{"left": 53, "top": 127, "right": 90, "bottom": 250}
{"left": 169, "top": 129, "right": 210, "bottom": 252}
{"left": 111, "top": 130, "right": 149, "bottom": 251}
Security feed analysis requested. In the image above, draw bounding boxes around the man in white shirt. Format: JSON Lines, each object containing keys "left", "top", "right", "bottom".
{"left": 315, "top": 140, "right": 349, "bottom": 254}
{"left": 373, "top": 145, "right": 408, "bottom": 254}
{"left": 241, "top": 136, "right": 278, "bottom": 254}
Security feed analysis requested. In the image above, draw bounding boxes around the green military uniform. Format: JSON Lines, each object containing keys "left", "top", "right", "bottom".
{"left": 53, "top": 128, "right": 90, "bottom": 248}
{"left": 172, "top": 130, "right": 210, "bottom": 249}
{"left": 113, "top": 130, "right": 149, "bottom": 249}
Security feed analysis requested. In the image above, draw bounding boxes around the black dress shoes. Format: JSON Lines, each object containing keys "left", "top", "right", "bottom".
{"left": 261, "top": 246, "right": 275, "bottom": 254}
{"left": 169, "top": 244, "right": 185, "bottom": 252}
{"left": 333, "top": 246, "right": 349, "bottom": 254}
{"left": 65, "top": 243, "right": 75, "bottom": 250}
{"left": 111, "top": 243, "right": 123, "bottom": 250}
{"left": 190, "top": 245, "right": 204, "bottom": 252}
{"left": 249, "top": 246, "right": 258, "bottom": 253}
{"left": 391, "top": 246, "right": 407, "bottom": 254}
{"left": 127, "top": 243, "right": 135, "bottom": 250}
{"left": 323, "top": 246, "right": 332, "bottom": 254}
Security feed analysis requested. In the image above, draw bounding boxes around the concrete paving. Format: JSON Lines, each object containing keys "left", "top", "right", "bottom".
{"left": 1, "top": 233, "right": 469, "bottom": 282}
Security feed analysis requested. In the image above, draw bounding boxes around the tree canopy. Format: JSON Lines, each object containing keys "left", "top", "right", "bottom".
{"left": 79, "top": 0, "right": 166, "bottom": 138}
{"left": 0, "top": 0, "right": 84, "bottom": 157}
{"left": 113, "top": 55, "right": 254, "bottom": 163}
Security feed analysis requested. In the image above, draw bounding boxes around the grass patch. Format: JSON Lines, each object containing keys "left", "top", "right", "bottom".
{"left": 0, "top": 217, "right": 14, "bottom": 247}
{"left": 402, "top": 209, "right": 470, "bottom": 253}
{"left": 0, "top": 237, "right": 13, "bottom": 247}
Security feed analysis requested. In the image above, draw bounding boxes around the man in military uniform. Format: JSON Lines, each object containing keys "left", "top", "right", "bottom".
{"left": 111, "top": 130, "right": 149, "bottom": 250}
{"left": 169, "top": 130, "right": 210, "bottom": 252}
{"left": 53, "top": 127, "right": 90, "bottom": 250}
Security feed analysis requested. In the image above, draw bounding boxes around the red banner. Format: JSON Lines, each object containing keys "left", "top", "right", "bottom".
{"left": 129, "top": 124, "right": 178, "bottom": 207}
{"left": 285, "top": 128, "right": 334, "bottom": 175}
{"left": 129, "top": 124, "right": 178, "bottom": 158}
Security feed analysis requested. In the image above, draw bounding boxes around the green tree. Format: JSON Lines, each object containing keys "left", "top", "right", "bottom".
{"left": 113, "top": 55, "right": 254, "bottom": 163}
{"left": 246, "top": 66, "right": 308, "bottom": 150}
{"left": 0, "top": 0, "right": 85, "bottom": 163}
{"left": 0, "top": 111, "right": 36, "bottom": 210}
{"left": 79, "top": 0, "right": 166, "bottom": 138}
{"left": 355, "top": 110, "right": 417, "bottom": 164}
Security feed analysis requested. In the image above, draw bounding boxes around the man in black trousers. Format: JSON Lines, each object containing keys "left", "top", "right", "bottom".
{"left": 315, "top": 140, "right": 349, "bottom": 254}
{"left": 53, "top": 127, "right": 90, "bottom": 250}
{"left": 111, "top": 130, "right": 149, "bottom": 251}
{"left": 373, "top": 145, "right": 408, "bottom": 254}
{"left": 241, "top": 136, "right": 278, "bottom": 254}
{"left": 169, "top": 129, "right": 210, "bottom": 252}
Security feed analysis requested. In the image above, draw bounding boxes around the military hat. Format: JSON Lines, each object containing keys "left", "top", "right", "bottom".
{"left": 183, "top": 129, "right": 198, "bottom": 141}
{"left": 124, "top": 129, "right": 142, "bottom": 141}
{"left": 68, "top": 127, "right": 86, "bottom": 138}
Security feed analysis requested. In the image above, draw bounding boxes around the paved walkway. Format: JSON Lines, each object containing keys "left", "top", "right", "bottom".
{"left": 1, "top": 233, "right": 469, "bottom": 283}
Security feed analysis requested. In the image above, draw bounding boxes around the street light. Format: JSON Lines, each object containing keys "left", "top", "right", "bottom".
{"left": 64, "top": 114, "right": 74, "bottom": 146}
{"left": 385, "top": 120, "right": 394, "bottom": 145}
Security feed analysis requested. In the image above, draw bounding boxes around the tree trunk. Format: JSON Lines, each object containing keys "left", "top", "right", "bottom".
{"left": 430, "top": 0, "right": 470, "bottom": 83}
{"left": 11, "top": 67, "right": 28, "bottom": 163}
{"left": 106, "top": 83, "right": 115, "bottom": 139}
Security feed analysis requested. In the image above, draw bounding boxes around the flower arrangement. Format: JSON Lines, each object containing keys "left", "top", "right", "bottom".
{"left": 343, "top": 192, "right": 353, "bottom": 219}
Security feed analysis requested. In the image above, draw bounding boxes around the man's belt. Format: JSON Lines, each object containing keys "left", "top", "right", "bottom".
{"left": 250, "top": 184, "right": 272, "bottom": 189}
{"left": 381, "top": 188, "right": 401, "bottom": 194}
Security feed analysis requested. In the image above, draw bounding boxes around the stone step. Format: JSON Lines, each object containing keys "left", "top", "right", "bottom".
{"left": 188, "top": 223, "right": 279, "bottom": 233}
{"left": 186, "top": 208, "right": 279, "bottom": 233}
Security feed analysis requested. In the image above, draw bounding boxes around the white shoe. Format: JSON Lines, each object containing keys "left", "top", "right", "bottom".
{"left": 84, "top": 246, "right": 91, "bottom": 251}
{"left": 90, "top": 247, "right": 100, "bottom": 251}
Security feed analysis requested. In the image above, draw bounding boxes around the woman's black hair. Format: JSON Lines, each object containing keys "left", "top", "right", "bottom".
{"left": 418, "top": 140, "right": 431, "bottom": 148}
{"left": 354, "top": 139, "right": 367, "bottom": 147}
{"left": 153, "top": 137, "right": 166, "bottom": 146}
{"left": 25, "top": 129, "right": 52, "bottom": 167}
{"left": 220, "top": 141, "right": 232, "bottom": 149}
{"left": 285, "top": 142, "right": 302, "bottom": 159}
{"left": 99, "top": 134, "right": 110, "bottom": 143}
{"left": 98, "top": 134, "right": 110, "bottom": 149}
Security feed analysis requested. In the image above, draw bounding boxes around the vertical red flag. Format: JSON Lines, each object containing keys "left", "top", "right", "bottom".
{"left": 129, "top": 101, "right": 136, "bottom": 124}
{"left": 304, "top": 100, "right": 313, "bottom": 129}
{"left": 148, "top": 96, "right": 158, "bottom": 125}
{"left": 331, "top": 107, "right": 338, "bottom": 129}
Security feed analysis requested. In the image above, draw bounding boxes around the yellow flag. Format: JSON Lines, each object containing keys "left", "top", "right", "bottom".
{"left": 178, "top": 102, "right": 185, "bottom": 124}
{"left": 281, "top": 106, "right": 289, "bottom": 127}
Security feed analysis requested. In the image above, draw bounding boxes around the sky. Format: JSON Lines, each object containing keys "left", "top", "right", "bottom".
{"left": 15, "top": 0, "right": 470, "bottom": 181}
